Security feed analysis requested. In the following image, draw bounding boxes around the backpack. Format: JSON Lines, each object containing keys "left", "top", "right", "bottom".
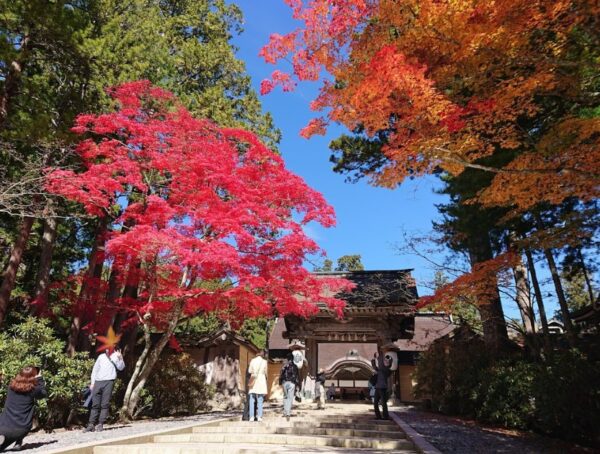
{"left": 280, "top": 362, "right": 297, "bottom": 384}
{"left": 368, "top": 373, "right": 377, "bottom": 387}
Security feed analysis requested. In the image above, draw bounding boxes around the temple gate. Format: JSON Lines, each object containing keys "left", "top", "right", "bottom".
{"left": 274, "top": 270, "right": 419, "bottom": 401}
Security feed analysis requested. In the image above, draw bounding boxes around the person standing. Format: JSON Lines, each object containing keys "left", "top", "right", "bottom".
{"left": 315, "top": 368, "right": 326, "bottom": 409}
{"left": 326, "top": 383, "right": 336, "bottom": 400}
{"left": 371, "top": 351, "right": 393, "bottom": 420}
{"left": 0, "top": 366, "right": 47, "bottom": 452}
{"left": 279, "top": 352, "right": 300, "bottom": 421}
{"left": 247, "top": 349, "right": 268, "bottom": 422}
{"left": 83, "top": 347, "right": 125, "bottom": 432}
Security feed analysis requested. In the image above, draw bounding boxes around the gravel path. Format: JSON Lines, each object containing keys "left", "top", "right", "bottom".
{"left": 6, "top": 410, "right": 240, "bottom": 453}
{"left": 395, "top": 406, "right": 595, "bottom": 454}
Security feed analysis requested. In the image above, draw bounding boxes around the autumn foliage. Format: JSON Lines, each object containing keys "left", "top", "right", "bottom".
{"left": 46, "top": 81, "right": 352, "bottom": 334}
{"left": 418, "top": 252, "right": 518, "bottom": 310}
{"left": 261, "top": 0, "right": 599, "bottom": 211}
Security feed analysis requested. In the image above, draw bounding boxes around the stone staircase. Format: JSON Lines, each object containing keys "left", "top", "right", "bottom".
{"left": 93, "top": 404, "right": 419, "bottom": 453}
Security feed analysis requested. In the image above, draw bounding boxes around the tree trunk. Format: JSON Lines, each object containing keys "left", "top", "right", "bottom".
{"left": 0, "top": 216, "right": 34, "bottom": 326}
{"left": 0, "top": 35, "right": 31, "bottom": 129}
{"left": 525, "top": 248, "right": 550, "bottom": 337}
{"left": 513, "top": 255, "right": 536, "bottom": 333}
{"left": 121, "top": 299, "right": 186, "bottom": 419}
{"left": 467, "top": 233, "right": 509, "bottom": 354}
{"left": 534, "top": 214, "right": 577, "bottom": 346}
{"left": 542, "top": 247, "right": 577, "bottom": 346}
{"left": 67, "top": 218, "right": 108, "bottom": 356}
{"left": 577, "top": 249, "right": 596, "bottom": 306}
{"left": 105, "top": 218, "right": 139, "bottom": 330}
{"left": 109, "top": 262, "right": 140, "bottom": 333}
{"left": 32, "top": 215, "right": 59, "bottom": 312}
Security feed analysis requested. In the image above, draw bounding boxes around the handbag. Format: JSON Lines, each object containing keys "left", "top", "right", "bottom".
{"left": 82, "top": 386, "right": 93, "bottom": 409}
{"left": 247, "top": 375, "right": 256, "bottom": 389}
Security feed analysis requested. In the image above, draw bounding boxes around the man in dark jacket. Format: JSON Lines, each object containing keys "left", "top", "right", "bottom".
{"left": 371, "top": 351, "right": 393, "bottom": 420}
{"left": 279, "top": 353, "right": 300, "bottom": 421}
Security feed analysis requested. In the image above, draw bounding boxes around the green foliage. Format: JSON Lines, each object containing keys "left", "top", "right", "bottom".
{"left": 176, "top": 313, "right": 221, "bottom": 338}
{"left": 142, "top": 353, "right": 213, "bottom": 417}
{"left": 80, "top": 0, "right": 279, "bottom": 147}
{"left": 313, "top": 258, "right": 333, "bottom": 272}
{"left": 0, "top": 0, "right": 91, "bottom": 142}
{"left": 313, "top": 255, "right": 365, "bottom": 272}
{"left": 335, "top": 254, "right": 365, "bottom": 272}
{"left": 0, "top": 317, "right": 93, "bottom": 429}
{"left": 532, "top": 351, "right": 600, "bottom": 445}
{"left": 238, "top": 317, "right": 268, "bottom": 349}
{"left": 328, "top": 131, "right": 389, "bottom": 183}
{"left": 476, "top": 360, "right": 536, "bottom": 428}
{"left": 415, "top": 341, "right": 600, "bottom": 447}
{"left": 414, "top": 336, "right": 491, "bottom": 416}
{"left": 562, "top": 270, "right": 595, "bottom": 311}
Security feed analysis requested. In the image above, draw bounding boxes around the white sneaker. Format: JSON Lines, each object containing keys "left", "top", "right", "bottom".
{"left": 257, "top": 417, "right": 263, "bottom": 422}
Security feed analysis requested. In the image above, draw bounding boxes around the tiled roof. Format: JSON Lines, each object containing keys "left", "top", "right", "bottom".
{"left": 314, "top": 270, "right": 418, "bottom": 307}
{"left": 181, "top": 327, "right": 261, "bottom": 352}
{"left": 268, "top": 317, "right": 289, "bottom": 350}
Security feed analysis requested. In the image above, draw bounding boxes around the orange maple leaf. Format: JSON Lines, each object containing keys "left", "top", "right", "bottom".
{"left": 96, "top": 326, "right": 122, "bottom": 353}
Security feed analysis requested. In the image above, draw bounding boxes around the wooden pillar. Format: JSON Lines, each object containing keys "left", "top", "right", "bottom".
{"left": 306, "top": 337, "right": 318, "bottom": 377}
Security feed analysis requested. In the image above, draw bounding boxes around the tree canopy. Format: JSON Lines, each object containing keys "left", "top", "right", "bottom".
{"left": 261, "top": 0, "right": 599, "bottom": 211}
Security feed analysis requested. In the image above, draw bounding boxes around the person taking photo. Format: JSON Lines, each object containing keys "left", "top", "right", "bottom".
{"left": 0, "top": 366, "right": 47, "bottom": 451}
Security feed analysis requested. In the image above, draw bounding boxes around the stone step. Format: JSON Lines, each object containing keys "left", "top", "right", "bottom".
{"left": 222, "top": 416, "right": 396, "bottom": 426}
{"left": 152, "top": 432, "right": 413, "bottom": 450}
{"left": 214, "top": 420, "right": 399, "bottom": 432}
{"left": 214, "top": 423, "right": 399, "bottom": 434}
{"left": 293, "top": 421, "right": 402, "bottom": 431}
{"left": 274, "top": 426, "right": 406, "bottom": 439}
{"left": 94, "top": 442, "right": 417, "bottom": 454}
{"left": 191, "top": 425, "right": 406, "bottom": 439}
{"left": 259, "top": 414, "right": 396, "bottom": 425}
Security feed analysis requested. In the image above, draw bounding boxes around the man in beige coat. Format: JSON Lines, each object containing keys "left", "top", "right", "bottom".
{"left": 247, "top": 349, "right": 268, "bottom": 421}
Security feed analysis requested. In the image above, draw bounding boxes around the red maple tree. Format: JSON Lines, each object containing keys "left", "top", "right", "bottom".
{"left": 46, "top": 80, "right": 352, "bottom": 416}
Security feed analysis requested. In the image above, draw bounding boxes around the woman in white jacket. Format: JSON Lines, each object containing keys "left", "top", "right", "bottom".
{"left": 247, "top": 349, "right": 268, "bottom": 422}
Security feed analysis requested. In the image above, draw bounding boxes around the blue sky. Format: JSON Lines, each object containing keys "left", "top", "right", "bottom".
{"left": 230, "top": 1, "right": 450, "bottom": 296}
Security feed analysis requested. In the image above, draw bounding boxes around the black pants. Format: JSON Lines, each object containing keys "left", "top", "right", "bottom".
{"left": 0, "top": 426, "right": 28, "bottom": 451}
{"left": 88, "top": 380, "right": 115, "bottom": 426}
{"left": 373, "top": 388, "right": 389, "bottom": 419}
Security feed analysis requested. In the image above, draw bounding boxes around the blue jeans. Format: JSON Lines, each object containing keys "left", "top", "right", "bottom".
{"left": 249, "top": 393, "right": 264, "bottom": 420}
{"left": 283, "top": 381, "right": 296, "bottom": 416}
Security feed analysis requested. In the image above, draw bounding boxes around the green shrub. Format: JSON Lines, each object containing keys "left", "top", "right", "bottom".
{"left": 415, "top": 339, "right": 600, "bottom": 448}
{"left": 142, "top": 353, "right": 213, "bottom": 417}
{"left": 415, "top": 338, "right": 490, "bottom": 416}
{"left": 532, "top": 350, "right": 600, "bottom": 446}
{"left": 476, "top": 359, "right": 536, "bottom": 429}
{"left": 0, "top": 317, "right": 93, "bottom": 429}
